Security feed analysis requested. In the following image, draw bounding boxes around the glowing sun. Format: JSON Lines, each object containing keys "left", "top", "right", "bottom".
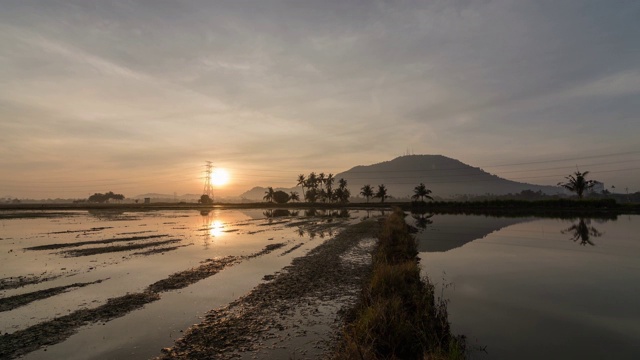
{"left": 210, "top": 168, "right": 230, "bottom": 186}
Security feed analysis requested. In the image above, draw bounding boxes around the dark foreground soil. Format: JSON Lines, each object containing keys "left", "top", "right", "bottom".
{"left": 157, "top": 219, "right": 381, "bottom": 359}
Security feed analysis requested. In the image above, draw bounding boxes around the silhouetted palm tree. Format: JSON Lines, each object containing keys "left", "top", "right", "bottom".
{"left": 335, "top": 178, "right": 350, "bottom": 203}
{"left": 325, "top": 173, "right": 335, "bottom": 203}
{"left": 411, "top": 183, "right": 433, "bottom": 202}
{"left": 289, "top": 191, "right": 300, "bottom": 202}
{"left": 374, "top": 184, "right": 389, "bottom": 203}
{"left": 319, "top": 188, "right": 328, "bottom": 203}
{"left": 305, "top": 172, "right": 318, "bottom": 202}
{"left": 263, "top": 187, "right": 275, "bottom": 203}
{"left": 305, "top": 187, "right": 318, "bottom": 203}
{"left": 558, "top": 171, "right": 595, "bottom": 199}
{"left": 296, "top": 174, "right": 306, "bottom": 199}
{"left": 360, "top": 184, "right": 374, "bottom": 203}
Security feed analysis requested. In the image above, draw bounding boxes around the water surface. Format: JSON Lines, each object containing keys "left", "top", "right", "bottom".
{"left": 0, "top": 208, "right": 364, "bottom": 359}
{"left": 413, "top": 214, "right": 640, "bottom": 359}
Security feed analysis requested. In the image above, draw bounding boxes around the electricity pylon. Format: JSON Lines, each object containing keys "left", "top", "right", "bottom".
{"left": 203, "top": 161, "right": 214, "bottom": 202}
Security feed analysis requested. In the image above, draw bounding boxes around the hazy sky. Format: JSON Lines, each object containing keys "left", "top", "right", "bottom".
{"left": 1, "top": 0, "right": 639, "bottom": 199}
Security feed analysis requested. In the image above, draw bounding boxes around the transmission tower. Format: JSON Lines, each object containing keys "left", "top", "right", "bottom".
{"left": 203, "top": 161, "right": 214, "bottom": 201}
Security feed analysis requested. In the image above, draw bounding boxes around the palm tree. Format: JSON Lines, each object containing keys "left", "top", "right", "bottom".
{"left": 374, "top": 184, "right": 389, "bottom": 203}
{"left": 325, "top": 173, "right": 335, "bottom": 203}
{"left": 289, "top": 191, "right": 300, "bottom": 202}
{"left": 305, "top": 187, "right": 318, "bottom": 203}
{"left": 318, "top": 172, "right": 326, "bottom": 189}
{"left": 319, "top": 188, "right": 328, "bottom": 203}
{"left": 296, "top": 174, "right": 306, "bottom": 199}
{"left": 335, "top": 178, "right": 350, "bottom": 203}
{"left": 263, "top": 187, "right": 275, "bottom": 203}
{"left": 558, "top": 171, "right": 595, "bottom": 199}
{"left": 411, "top": 183, "right": 433, "bottom": 202}
{"left": 360, "top": 184, "right": 374, "bottom": 203}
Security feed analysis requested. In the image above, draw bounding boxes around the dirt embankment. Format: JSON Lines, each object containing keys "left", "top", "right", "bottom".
{"left": 158, "top": 219, "right": 381, "bottom": 360}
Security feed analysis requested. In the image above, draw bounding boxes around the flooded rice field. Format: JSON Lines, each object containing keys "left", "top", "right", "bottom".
{"left": 412, "top": 213, "right": 640, "bottom": 360}
{"left": 0, "top": 208, "right": 379, "bottom": 359}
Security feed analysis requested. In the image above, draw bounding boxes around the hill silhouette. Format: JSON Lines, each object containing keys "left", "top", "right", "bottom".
{"left": 335, "top": 155, "right": 560, "bottom": 199}
{"left": 239, "top": 155, "right": 561, "bottom": 200}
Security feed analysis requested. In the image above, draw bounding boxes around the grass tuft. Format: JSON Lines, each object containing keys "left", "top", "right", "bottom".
{"left": 335, "top": 207, "right": 466, "bottom": 360}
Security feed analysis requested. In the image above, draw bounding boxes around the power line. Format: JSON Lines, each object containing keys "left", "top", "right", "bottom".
{"left": 483, "top": 150, "right": 640, "bottom": 168}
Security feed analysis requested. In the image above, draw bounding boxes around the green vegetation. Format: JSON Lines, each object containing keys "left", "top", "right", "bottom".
{"left": 295, "top": 172, "right": 351, "bottom": 203}
{"left": 198, "top": 194, "right": 213, "bottom": 204}
{"left": 558, "top": 171, "right": 595, "bottom": 199}
{"left": 334, "top": 178, "right": 351, "bottom": 203}
{"left": 272, "top": 190, "right": 290, "bottom": 204}
{"left": 335, "top": 208, "right": 465, "bottom": 360}
{"left": 411, "top": 198, "right": 618, "bottom": 211}
{"left": 412, "top": 183, "right": 433, "bottom": 203}
{"left": 374, "top": 184, "right": 389, "bottom": 203}
{"left": 87, "top": 191, "right": 125, "bottom": 203}
{"left": 263, "top": 187, "right": 275, "bottom": 203}
{"left": 360, "top": 184, "right": 374, "bottom": 203}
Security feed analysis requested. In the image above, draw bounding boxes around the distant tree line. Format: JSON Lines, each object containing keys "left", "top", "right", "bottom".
{"left": 87, "top": 191, "right": 125, "bottom": 203}
{"left": 295, "top": 172, "right": 350, "bottom": 203}
{"left": 199, "top": 195, "right": 213, "bottom": 204}
{"left": 358, "top": 183, "right": 434, "bottom": 204}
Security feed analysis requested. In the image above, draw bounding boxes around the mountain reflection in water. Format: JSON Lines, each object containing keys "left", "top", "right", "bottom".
{"left": 410, "top": 213, "right": 533, "bottom": 252}
{"left": 415, "top": 214, "right": 639, "bottom": 360}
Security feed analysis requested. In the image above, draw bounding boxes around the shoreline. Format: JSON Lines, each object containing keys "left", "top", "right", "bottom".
{"left": 1, "top": 198, "right": 638, "bottom": 218}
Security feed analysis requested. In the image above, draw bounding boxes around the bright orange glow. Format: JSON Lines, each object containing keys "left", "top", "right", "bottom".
{"left": 209, "top": 220, "right": 224, "bottom": 237}
{"left": 210, "top": 168, "right": 230, "bottom": 186}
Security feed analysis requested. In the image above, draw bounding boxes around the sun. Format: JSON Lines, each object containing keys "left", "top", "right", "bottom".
{"left": 210, "top": 168, "right": 230, "bottom": 186}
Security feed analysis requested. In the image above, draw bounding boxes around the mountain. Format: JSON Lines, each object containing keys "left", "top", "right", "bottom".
{"left": 238, "top": 155, "right": 562, "bottom": 200}
{"left": 334, "top": 155, "right": 561, "bottom": 199}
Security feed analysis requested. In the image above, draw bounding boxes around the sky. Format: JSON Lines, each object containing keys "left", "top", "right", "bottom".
{"left": 1, "top": 0, "right": 639, "bottom": 199}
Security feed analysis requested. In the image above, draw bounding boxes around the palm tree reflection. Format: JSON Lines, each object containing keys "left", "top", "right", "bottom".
{"left": 561, "top": 218, "right": 602, "bottom": 246}
{"left": 410, "top": 210, "right": 434, "bottom": 230}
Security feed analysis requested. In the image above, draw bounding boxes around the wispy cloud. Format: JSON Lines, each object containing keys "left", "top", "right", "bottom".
{"left": 1, "top": 0, "right": 639, "bottom": 197}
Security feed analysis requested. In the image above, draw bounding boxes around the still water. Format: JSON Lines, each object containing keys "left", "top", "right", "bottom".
{"left": 0, "top": 208, "right": 363, "bottom": 359}
{"left": 412, "top": 213, "right": 640, "bottom": 359}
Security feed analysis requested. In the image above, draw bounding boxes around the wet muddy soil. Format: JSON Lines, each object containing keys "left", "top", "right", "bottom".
{"left": 0, "top": 243, "right": 292, "bottom": 359}
{"left": 1, "top": 208, "right": 379, "bottom": 359}
{"left": 157, "top": 219, "right": 380, "bottom": 359}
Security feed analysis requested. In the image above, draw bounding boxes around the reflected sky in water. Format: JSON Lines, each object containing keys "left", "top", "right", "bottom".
{"left": 413, "top": 214, "right": 640, "bottom": 359}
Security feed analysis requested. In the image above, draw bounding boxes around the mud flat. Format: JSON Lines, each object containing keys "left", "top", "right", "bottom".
{"left": 0, "top": 244, "right": 287, "bottom": 359}
{"left": 0, "top": 208, "right": 377, "bottom": 359}
{"left": 158, "top": 219, "right": 381, "bottom": 359}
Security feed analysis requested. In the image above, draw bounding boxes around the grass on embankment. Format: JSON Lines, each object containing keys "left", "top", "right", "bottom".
{"left": 335, "top": 207, "right": 465, "bottom": 360}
